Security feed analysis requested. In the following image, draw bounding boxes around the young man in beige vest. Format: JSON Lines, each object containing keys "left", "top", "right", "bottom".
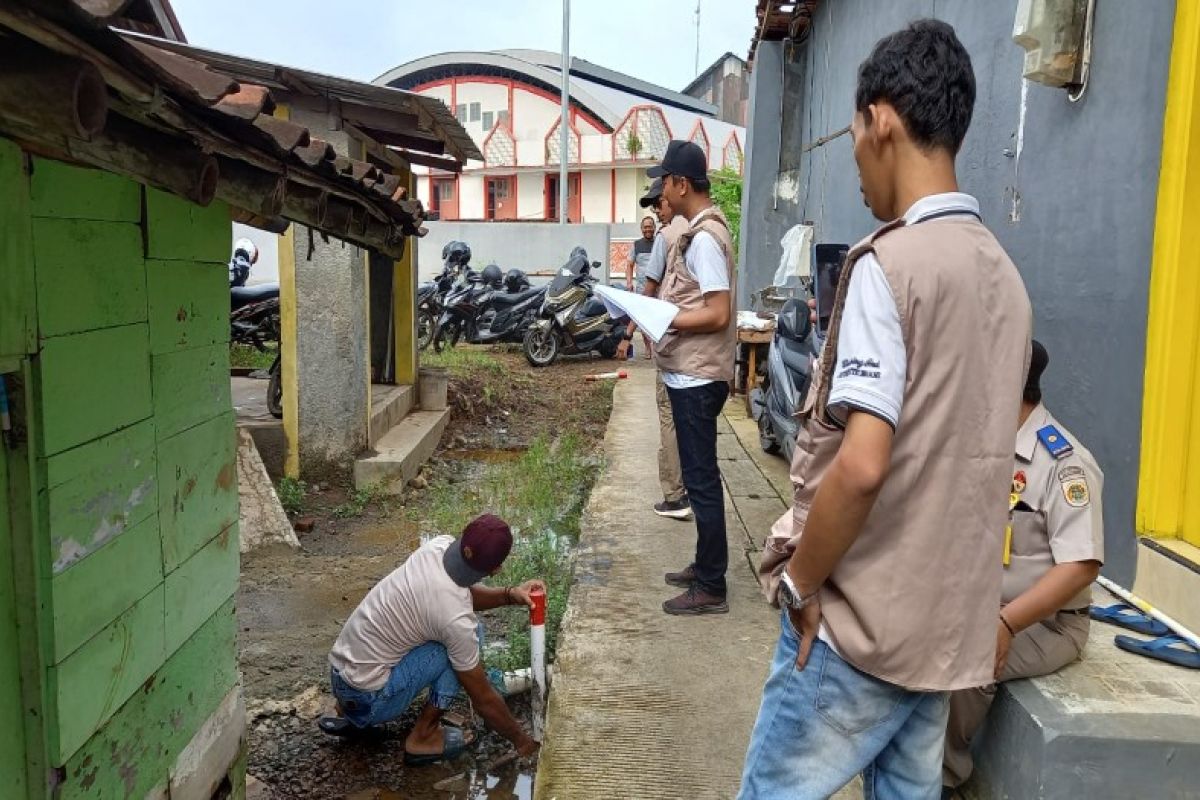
{"left": 618, "top": 179, "right": 692, "bottom": 520}
{"left": 643, "top": 140, "right": 737, "bottom": 615}
{"left": 739, "top": 20, "right": 1032, "bottom": 798}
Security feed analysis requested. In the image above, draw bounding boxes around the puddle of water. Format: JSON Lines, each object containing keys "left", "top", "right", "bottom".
{"left": 347, "top": 764, "right": 532, "bottom": 800}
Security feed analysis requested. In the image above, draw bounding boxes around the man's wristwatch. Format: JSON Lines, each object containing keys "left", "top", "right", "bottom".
{"left": 779, "top": 570, "right": 816, "bottom": 611}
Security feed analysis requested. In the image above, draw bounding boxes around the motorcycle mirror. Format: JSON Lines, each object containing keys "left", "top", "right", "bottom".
{"left": 591, "top": 261, "right": 601, "bottom": 269}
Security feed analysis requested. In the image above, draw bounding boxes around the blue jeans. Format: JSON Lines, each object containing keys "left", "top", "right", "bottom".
{"left": 331, "top": 641, "right": 463, "bottom": 728}
{"left": 738, "top": 611, "right": 950, "bottom": 800}
{"left": 666, "top": 381, "right": 730, "bottom": 595}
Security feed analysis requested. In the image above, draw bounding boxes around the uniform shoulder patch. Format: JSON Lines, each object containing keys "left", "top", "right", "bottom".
{"left": 1062, "top": 477, "right": 1090, "bottom": 507}
{"left": 1036, "top": 425, "right": 1074, "bottom": 460}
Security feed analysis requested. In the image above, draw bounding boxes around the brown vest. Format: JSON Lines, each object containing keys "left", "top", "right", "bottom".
{"left": 654, "top": 207, "right": 736, "bottom": 382}
{"left": 765, "top": 215, "right": 1032, "bottom": 691}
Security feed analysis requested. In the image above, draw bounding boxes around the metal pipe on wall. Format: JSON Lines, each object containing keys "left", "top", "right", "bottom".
{"left": 559, "top": 0, "right": 570, "bottom": 224}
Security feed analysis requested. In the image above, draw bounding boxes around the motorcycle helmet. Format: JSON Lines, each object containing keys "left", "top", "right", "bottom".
{"left": 481, "top": 263, "right": 504, "bottom": 288}
{"left": 444, "top": 240, "right": 472, "bottom": 267}
{"left": 233, "top": 237, "right": 259, "bottom": 264}
{"left": 504, "top": 268, "right": 529, "bottom": 293}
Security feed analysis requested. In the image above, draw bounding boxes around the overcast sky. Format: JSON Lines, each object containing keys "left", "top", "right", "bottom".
{"left": 170, "top": 0, "right": 757, "bottom": 92}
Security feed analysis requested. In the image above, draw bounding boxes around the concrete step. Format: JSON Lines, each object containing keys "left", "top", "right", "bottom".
{"left": 354, "top": 408, "right": 449, "bottom": 494}
{"left": 369, "top": 384, "right": 415, "bottom": 449}
{"left": 967, "top": 585, "right": 1200, "bottom": 799}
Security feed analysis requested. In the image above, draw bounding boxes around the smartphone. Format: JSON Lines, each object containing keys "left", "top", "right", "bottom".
{"left": 813, "top": 243, "right": 849, "bottom": 336}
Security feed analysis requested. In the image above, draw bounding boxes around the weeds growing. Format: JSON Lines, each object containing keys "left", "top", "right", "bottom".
{"left": 276, "top": 477, "right": 306, "bottom": 516}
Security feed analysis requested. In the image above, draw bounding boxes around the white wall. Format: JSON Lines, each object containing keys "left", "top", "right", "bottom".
{"left": 459, "top": 173, "right": 486, "bottom": 219}
{"left": 580, "top": 169, "right": 611, "bottom": 224}
{"left": 615, "top": 167, "right": 647, "bottom": 224}
{"left": 517, "top": 172, "right": 545, "bottom": 221}
{"left": 512, "top": 86, "right": 558, "bottom": 151}
{"left": 418, "top": 221, "right": 614, "bottom": 281}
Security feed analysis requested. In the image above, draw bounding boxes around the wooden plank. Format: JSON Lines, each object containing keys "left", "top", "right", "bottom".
{"left": 164, "top": 524, "right": 238, "bottom": 656}
{"left": 45, "top": 419, "right": 158, "bottom": 574}
{"left": 157, "top": 412, "right": 237, "bottom": 572}
{"left": 145, "top": 187, "right": 230, "bottom": 264}
{"left": 56, "top": 600, "right": 237, "bottom": 797}
{"left": 0, "top": 425, "right": 30, "bottom": 798}
{"left": 29, "top": 156, "right": 141, "bottom": 222}
{"left": 150, "top": 343, "right": 231, "bottom": 442}
{"left": 0, "top": 139, "right": 36, "bottom": 360}
{"left": 146, "top": 259, "right": 229, "bottom": 355}
{"left": 49, "top": 583, "right": 165, "bottom": 764}
{"left": 37, "top": 324, "right": 153, "bottom": 456}
{"left": 50, "top": 515, "right": 162, "bottom": 662}
{"left": 32, "top": 217, "right": 146, "bottom": 338}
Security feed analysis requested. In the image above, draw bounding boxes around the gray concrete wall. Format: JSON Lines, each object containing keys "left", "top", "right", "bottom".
{"left": 742, "top": 1, "right": 1176, "bottom": 585}
{"left": 417, "top": 221, "right": 631, "bottom": 282}
{"left": 289, "top": 98, "right": 371, "bottom": 476}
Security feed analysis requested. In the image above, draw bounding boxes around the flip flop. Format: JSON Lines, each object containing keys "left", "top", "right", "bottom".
{"left": 1114, "top": 633, "right": 1200, "bottom": 670}
{"left": 317, "top": 715, "right": 373, "bottom": 738}
{"left": 1090, "top": 603, "right": 1171, "bottom": 637}
{"left": 404, "top": 725, "right": 474, "bottom": 766}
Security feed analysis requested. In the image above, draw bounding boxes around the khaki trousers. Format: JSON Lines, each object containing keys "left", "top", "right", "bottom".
{"left": 943, "top": 611, "right": 1090, "bottom": 788}
{"left": 655, "top": 371, "right": 685, "bottom": 502}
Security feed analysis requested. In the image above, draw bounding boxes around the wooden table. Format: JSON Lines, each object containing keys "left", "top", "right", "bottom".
{"left": 738, "top": 327, "right": 775, "bottom": 413}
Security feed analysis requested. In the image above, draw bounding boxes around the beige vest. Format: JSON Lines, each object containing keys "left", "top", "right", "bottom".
{"left": 762, "top": 215, "right": 1032, "bottom": 691}
{"left": 654, "top": 207, "right": 736, "bottom": 381}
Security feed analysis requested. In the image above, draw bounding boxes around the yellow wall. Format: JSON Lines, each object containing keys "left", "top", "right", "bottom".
{"left": 394, "top": 168, "right": 417, "bottom": 385}
{"left": 274, "top": 104, "right": 301, "bottom": 478}
{"left": 1139, "top": 0, "right": 1200, "bottom": 546}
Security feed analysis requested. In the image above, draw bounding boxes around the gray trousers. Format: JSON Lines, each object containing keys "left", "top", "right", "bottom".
{"left": 943, "top": 610, "right": 1090, "bottom": 788}
{"left": 655, "top": 371, "right": 685, "bottom": 502}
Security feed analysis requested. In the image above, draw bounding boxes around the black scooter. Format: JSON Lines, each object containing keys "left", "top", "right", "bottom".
{"left": 417, "top": 263, "right": 459, "bottom": 351}
{"left": 432, "top": 268, "right": 545, "bottom": 351}
{"left": 750, "top": 298, "right": 818, "bottom": 460}
{"left": 230, "top": 270, "right": 283, "bottom": 419}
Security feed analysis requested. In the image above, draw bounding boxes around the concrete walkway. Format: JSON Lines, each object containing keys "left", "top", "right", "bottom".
{"left": 535, "top": 365, "right": 788, "bottom": 799}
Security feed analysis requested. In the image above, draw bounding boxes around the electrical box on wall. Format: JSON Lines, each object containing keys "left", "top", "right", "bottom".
{"left": 1013, "top": 0, "right": 1089, "bottom": 88}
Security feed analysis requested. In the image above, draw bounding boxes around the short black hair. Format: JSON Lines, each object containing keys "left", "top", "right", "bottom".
{"left": 686, "top": 175, "right": 711, "bottom": 193}
{"left": 641, "top": 215, "right": 656, "bottom": 225}
{"left": 855, "top": 19, "right": 976, "bottom": 153}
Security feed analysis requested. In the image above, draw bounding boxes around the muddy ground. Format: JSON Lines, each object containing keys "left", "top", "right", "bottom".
{"left": 240, "top": 347, "right": 619, "bottom": 800}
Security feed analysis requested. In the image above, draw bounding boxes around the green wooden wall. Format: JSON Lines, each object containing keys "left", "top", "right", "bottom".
{"left": 0, "top": 140, "right": 242, "bottom": 798}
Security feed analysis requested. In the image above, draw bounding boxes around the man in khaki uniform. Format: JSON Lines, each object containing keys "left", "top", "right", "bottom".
{"left": 617, "top": 179, "right": 692, "bottom": 520}
{"left": 942, "top": 340, "right": 1103, "bottom": 796}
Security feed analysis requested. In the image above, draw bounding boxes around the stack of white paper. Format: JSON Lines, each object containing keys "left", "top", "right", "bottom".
{"left": 593, "top": 285, "right": 681, "bottom": 344}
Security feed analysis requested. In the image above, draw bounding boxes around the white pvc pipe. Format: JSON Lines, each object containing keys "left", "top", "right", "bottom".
{"left": 530, "top": 588, "right": 547, "bottom": 740}
{"left": 1096, "top": 575, "right": 1200, "bottom": 649}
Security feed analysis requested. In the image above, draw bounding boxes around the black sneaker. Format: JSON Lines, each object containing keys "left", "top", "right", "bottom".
{"left": 653, "top": 497, "right": 692, "bottom": 520}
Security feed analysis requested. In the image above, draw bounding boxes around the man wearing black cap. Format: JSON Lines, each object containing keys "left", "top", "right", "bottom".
{"left": 644, "top": 139, "right": 737, "bottom": 615}
{"left": 617, "top": 177, "right": 692, "bottom": 520}
{"left": 320, "top": 514, "right": 542, "bottom": 765}
{"left": 942, "top": 341, "right": 1104, "bottom": 795}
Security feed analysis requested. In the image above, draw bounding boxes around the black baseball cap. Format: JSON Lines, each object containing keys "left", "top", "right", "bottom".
{"left": 639, "top": 178, "right": 664, "bottom": 208}
{"left": 647, "top": 140, "right": 708, "bottom": 181}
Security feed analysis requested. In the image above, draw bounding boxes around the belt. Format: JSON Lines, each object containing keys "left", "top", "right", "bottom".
{"left": 1059, "top": 607, "right": 1090, "bottom": 616}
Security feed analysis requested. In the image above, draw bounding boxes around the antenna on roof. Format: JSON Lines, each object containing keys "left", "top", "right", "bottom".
{"left": 694, "top": 0, "right": 701, "bottom": 77}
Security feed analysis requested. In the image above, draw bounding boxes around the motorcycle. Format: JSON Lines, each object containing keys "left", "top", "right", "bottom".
{"left": 523, "top": 249, "right": 626, "bottom": 367}
{"left": 432, "top": 265, "right": 546, "bottom": 352}
{"left": 418, "top": 241, "right": 474, "bottom": 351}
{"left": 230, "top": 280, "right": 283, "bottom": 420}
{"left": 750, "top": 298, "right": 818, "bottom": 460}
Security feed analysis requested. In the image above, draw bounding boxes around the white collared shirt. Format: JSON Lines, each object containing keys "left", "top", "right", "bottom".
{"left": 826, "top": 192, "right": 981, "bottom": 429}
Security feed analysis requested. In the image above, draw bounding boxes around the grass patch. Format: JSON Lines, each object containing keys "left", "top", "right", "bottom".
{"left": 331, "top": 482, "right": 389, "bottom": 518}
{"left": 277, "top": 477, "right": 306, "bottom": 516}
{"left": 421, "top": 347, "right": 506, "bottom": 374}
{"left": 417, "top": 434, "right": 600, "bottom": 672}
{"left": 230, "top": 343, "right": 276, "bottom": 370}
{"left": 422, "top": 346, "right": 533, "bottom": 421}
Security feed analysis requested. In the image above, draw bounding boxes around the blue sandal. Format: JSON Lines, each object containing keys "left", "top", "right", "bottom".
{"left": 1089, "top": 603, "right": 1170, "bottom": 637}
{"left": 404, "top": 725, "right": 473, "bottom": 766}
{"left": 1114, "top": 634, "right": 1200, "bottom": 670}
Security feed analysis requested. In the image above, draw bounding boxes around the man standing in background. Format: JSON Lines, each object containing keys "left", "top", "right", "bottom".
{"left": 625, "top": 215, "right": 658, "bottom": 359}
{"left": 618, "top": 180, "right": 692, "bottom": 520}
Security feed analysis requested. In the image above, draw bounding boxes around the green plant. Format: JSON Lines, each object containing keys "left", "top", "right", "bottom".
{"left": 331, "top": 482, "right": 388, "bottom": 519}
{"left": 229, "top": 343, "right": 276, "bottom": 370}
{"left": 709, "top": 165, "right": 743, "bottom": 254}
{"left": 626, "top": 131, "right": 644, "bottom": 160}
{"left": 277, "top": 477, "right": 307, "bottom": 516}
